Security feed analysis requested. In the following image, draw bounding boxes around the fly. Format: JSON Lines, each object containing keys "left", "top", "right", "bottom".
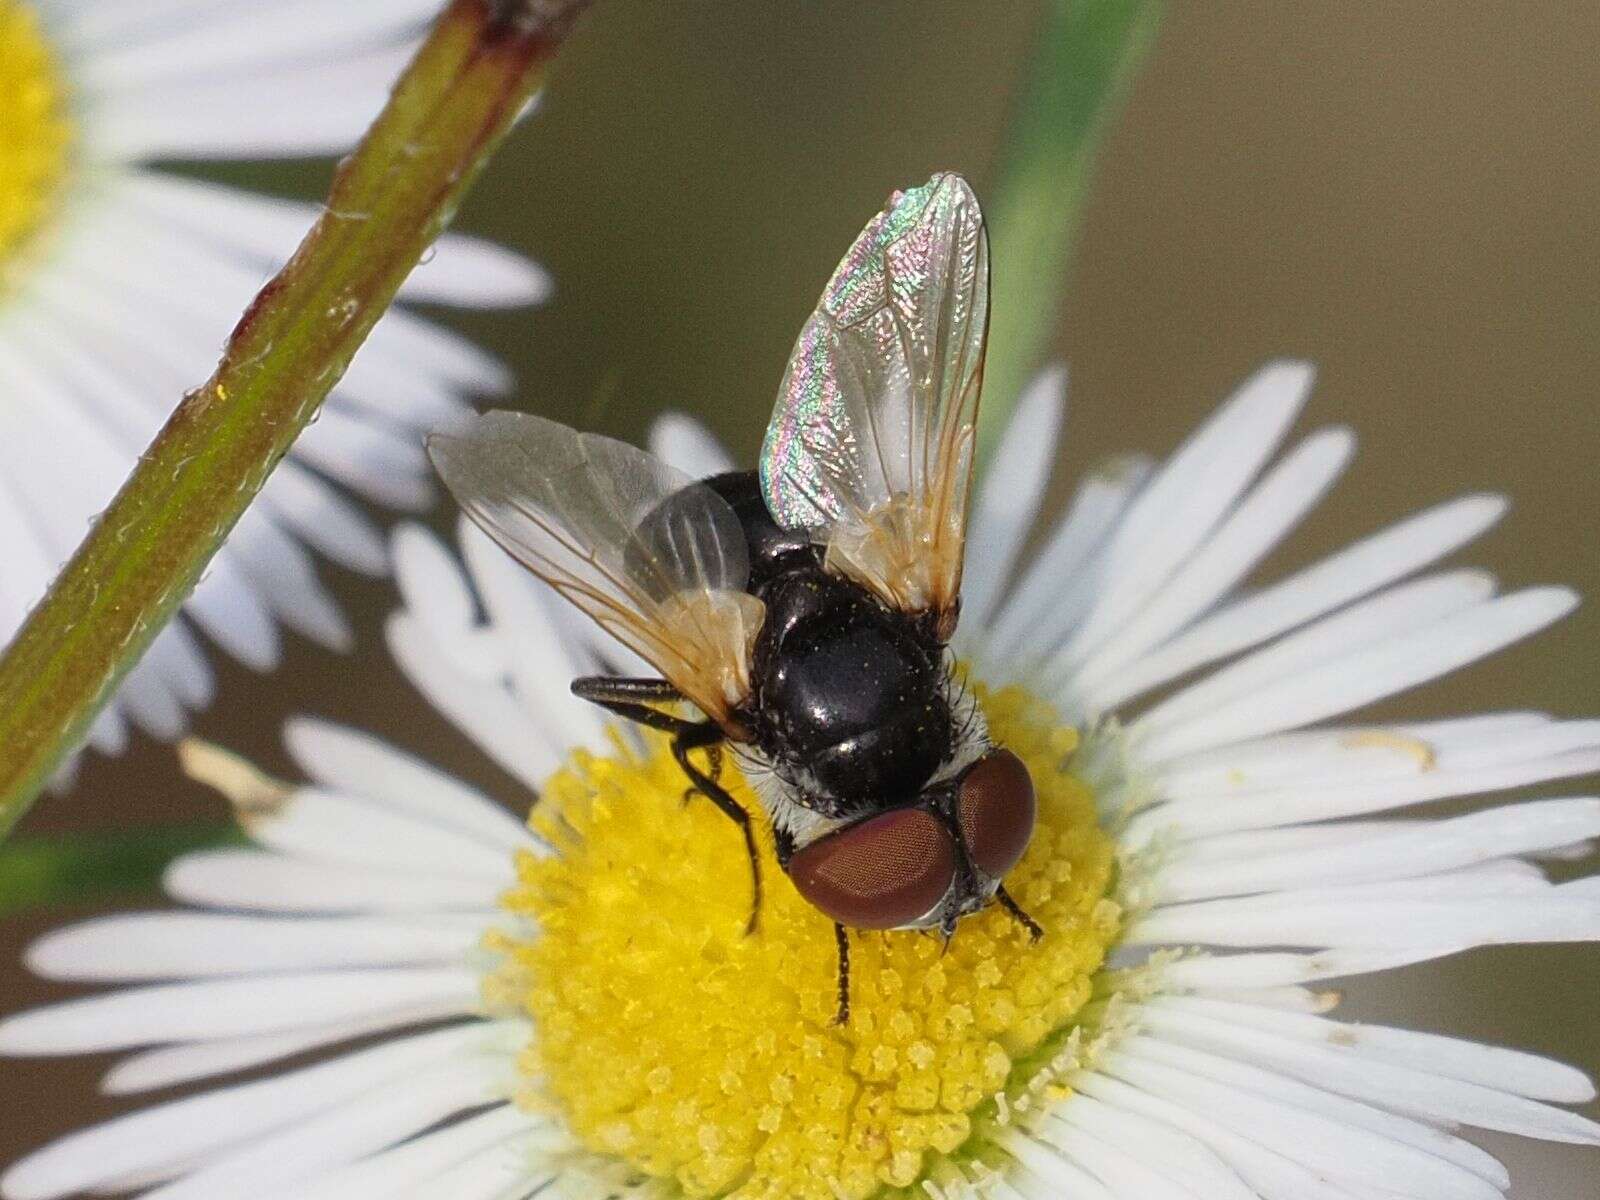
{"left": 428, "top": 173, "right": 1040, "bottom": 1022}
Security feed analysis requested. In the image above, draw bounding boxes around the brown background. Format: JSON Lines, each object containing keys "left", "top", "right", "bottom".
{"left": 3, "top": 2, "right": 1597, "bottom": 1191}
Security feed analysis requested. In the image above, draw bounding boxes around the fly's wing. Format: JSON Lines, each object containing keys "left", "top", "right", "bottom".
{"left": 428, "top": 411, "right": 765, "bottom": 734}
{"left": 759, "top": 172, "right": 988, "bottom": 640}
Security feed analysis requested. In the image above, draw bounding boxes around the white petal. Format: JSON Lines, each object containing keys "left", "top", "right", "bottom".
{"left": 1129, "top": 745, "right": 1600, "bottom": 842}
{"left": 392, "top": 523, "right": 483, "bottom": 663}
{"left": 1156, "top": 711, "right": 1552, "bottom": 800}
{"left": 137, "top": 1057, "right": 507, "bottom": 1200}
{"left": 1073, "top": 1072, "right": 1364, "bottom": 1200}
{"left": 1094, "top": 493, "right": 1507, "bottom": 712}
{"left": 103, "top": 1001, "right": 474, "bottom": 1095}
{"left": 387, "top": 613, "right": 563, "bottom": 790}
{"left": 460, "top": 520, "right": 612, "bottom": 754}
{"left": 1053, "top": 360, "right": 1312, "bottom": 673}
{"left": 976, "top": 453, "right": 1153, "bottom": 671}
{"left": 1072, "top": 426, "right": 1354, "bottom": 700}
{"left": 244, "top": 787, "right": 515, "bottom": 881}
{"left": 82, "top": 42, "right": 416, "bottom": 160}
{"left": 0, "top": 1023, "right": 518, "bottom": 1200}
{"left": 1120, "top": 1035, "right": 1508, "bottom": 1187}
{"left": 1105, "top": 1042, "right": 1503, "bottom": 1199}
{"left": 961, "top": 365, "right": 1067, "bottom": 632}
{"left": 1129, "top": 892, "right": 1600, "bottom": 951}
{"left": 261, "top": 461, "right": 387, "bottom": 576}
{"left": 120, "top": 173, "right": 548, "bottom": 308}
{"left": 141, "top": 618, "right": 215, "bottom": 710}
{"left": 283, "top": 717, "right": 533, "bottom": 851}
{"left": 1137, "top": 584, "right": 1576, "bottom": 761}
{"left": 1052, "top": 1093, "right": 1256, "bottom": 1200}
{"left": 228, "top": 509, "right": 351, "bottom": 650}
{"left": 184, "top": 550, "right": 282, "bottom": 671}
{"left": 648, "top": 413, "right": 737, "bottom": 478}
{"left": 994, "top": 1129, "right": 1118, "bottom": 1199}
{"left": 397, "top": 1144, "right": 553, "bottom": 1200}
{"left": 1134, "top": 569, "right": 1494, "bottom": 741}
{"left": 164, "top": 849, "right": 500, "bottom": 913}
{"left": 1030, "top": 1117, "right": 1206, "bottom": 1199}
{"left": 293, "top": 405, "right": 434, "bottom": 510}
{"left": 280, "top": 1107, "right": 545, "bottom": 1200}
{"left": 1157, "top": 799, "right": 1600, "bottom": 902}
{"left": 70, "top": 0, "right": 440, "bottom": 90}
{"left": 26, "top": 912, "right": 492, "bottom": 981}
{"left": 1137, "top": 997, "right": 1600, "bottom": 1144}
{"left": 0, "top": 968, "right": 481, "bottom": 1054}
{"left": 1156, "top": 948, "right": 1465, "bottom": 990}
{"left": 1154, "top": 995, "right": 1596, "bottom": 1104}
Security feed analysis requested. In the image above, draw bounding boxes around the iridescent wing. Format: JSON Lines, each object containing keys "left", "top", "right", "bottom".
{"left": 759, "top": 172, "right": 989, "bottom": 640}
{"left": 428, "top": 412, "right": 765, "bottom": 734}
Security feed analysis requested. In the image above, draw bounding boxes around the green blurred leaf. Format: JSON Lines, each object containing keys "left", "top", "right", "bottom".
{"left": 0, "top": 825, "right": 243, "bottom": 915}
{"left": 980, "top": 0, "right": 1163, "bottom": 466}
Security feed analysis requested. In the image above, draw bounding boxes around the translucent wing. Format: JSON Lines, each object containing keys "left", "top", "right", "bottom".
{"left": 759, "top": 172, "right": 989, "bottom": 639}
{"left": 428, "top": 411, "right": 765, "bottom": 734}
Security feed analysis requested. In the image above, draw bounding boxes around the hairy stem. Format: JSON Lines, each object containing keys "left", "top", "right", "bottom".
{"left": 0, "top": 0, "right": 593, "bottom": 829}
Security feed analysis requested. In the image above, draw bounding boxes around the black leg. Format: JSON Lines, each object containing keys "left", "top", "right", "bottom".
{"left": 572, "top": 675, "right": 763, "bottom": 935}
{"left": 572, "top": 676, "right": 690, "bottom": 736}
{"left": 672, "top": 725, "right": 763, "bottom": 934}
{"left": 572, "top": 675, "right": 684, "bottom": 704}
{"left": 832, "top": 923, "right": 851, "bottom": 1025}
{"left": 995, "top": 883, "right": 1043, "bottom": 941}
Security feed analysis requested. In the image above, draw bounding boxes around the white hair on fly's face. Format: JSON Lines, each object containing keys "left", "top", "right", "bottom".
{"left": 735, "top": 662, "right": 993, "bottom": 852}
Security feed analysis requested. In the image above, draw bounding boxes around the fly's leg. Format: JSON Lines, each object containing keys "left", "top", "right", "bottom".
{"left": 573, "top": 676, "right": 723, "bottom": 802}
{"left": 571, "top": 675, "right": 763, "bottom": 934}
{"left": 833, "top": 923, "right": 851, "bottom": 1025}
{"left": 674, "top": 723, "right": 762, "bottom": 935}
{"left": 572, "top": 675, "right": 684, "bottom": 718}
{"left": 995, "top": 883, "right": 1043, "bottom": 941}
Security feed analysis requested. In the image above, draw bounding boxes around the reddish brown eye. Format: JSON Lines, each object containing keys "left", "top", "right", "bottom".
{"left": 788, "top": 808, "right": 957, "bottom": 929}
{"left": 957, "top": 749, "right": 1036, "bottom": 880}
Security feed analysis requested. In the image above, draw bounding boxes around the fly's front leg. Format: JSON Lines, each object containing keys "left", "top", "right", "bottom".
{"left": 572, "top": 675, "right": 686, "bottom": 733}
{"left": 572, "top": 675, "right": 763, "bottom": 935}
{"left": 674, "top": 724, "right": 763, "bottom": 936}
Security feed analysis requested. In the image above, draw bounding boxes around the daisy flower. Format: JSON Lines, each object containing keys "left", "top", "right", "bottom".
{"left": 0, "top": 0, "right": 548, "bottom": 753}
{"left": 3, "top": 363, "right": 1598, "bottom": 1200}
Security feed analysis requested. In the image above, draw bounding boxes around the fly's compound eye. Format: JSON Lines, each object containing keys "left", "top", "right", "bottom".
{"left": 789, "top": 808, "right": 957, "bottom": 929}
{"left": 956, "top": 748, "right": 1036, "bottom": 880}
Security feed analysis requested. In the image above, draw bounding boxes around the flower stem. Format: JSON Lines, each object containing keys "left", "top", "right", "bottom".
{"left": 979, "top": 0, "right": 1163, "bottom": 467}
{"left": 0, "top": 0, "right": 593, "bottom": 831}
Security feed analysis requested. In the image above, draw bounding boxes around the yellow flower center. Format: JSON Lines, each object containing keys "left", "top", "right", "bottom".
{"left": 0, "top": 1, "right": 71, "bottom": 279}
{"left": 493, "top": 684, "right": 1121, "bottom": 1200}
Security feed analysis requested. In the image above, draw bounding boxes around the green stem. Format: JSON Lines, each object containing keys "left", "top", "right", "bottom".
{"left": 979, "top": 0, "right": 1163, "bottom": 466}
{"left": 0, "top": 0, "right": 593, "bottom": 831}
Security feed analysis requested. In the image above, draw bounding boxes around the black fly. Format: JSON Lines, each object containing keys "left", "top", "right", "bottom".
{"left": 429, "top": 174, "right": 1041, "bottom": 1023}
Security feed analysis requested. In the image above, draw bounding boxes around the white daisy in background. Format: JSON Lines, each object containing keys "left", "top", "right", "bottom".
{"left": 0, "top": 0, "right": 548, "bottom": 753}
{"left": 2, "top": 363, "right": 1598, "bottom": 1200}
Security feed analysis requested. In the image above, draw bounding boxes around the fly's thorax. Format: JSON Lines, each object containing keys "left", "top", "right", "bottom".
{"left": 749, "top": 568, "right": 953, "bottom": 810}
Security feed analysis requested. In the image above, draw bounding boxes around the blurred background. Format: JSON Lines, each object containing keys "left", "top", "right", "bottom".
{"left": 3, "top": 1, "right": 1597, "bottom": 1189}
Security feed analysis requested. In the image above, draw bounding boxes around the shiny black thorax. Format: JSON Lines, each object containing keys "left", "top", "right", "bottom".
{"left": 703, "top": 471, "right": 954, "bottom": 818}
